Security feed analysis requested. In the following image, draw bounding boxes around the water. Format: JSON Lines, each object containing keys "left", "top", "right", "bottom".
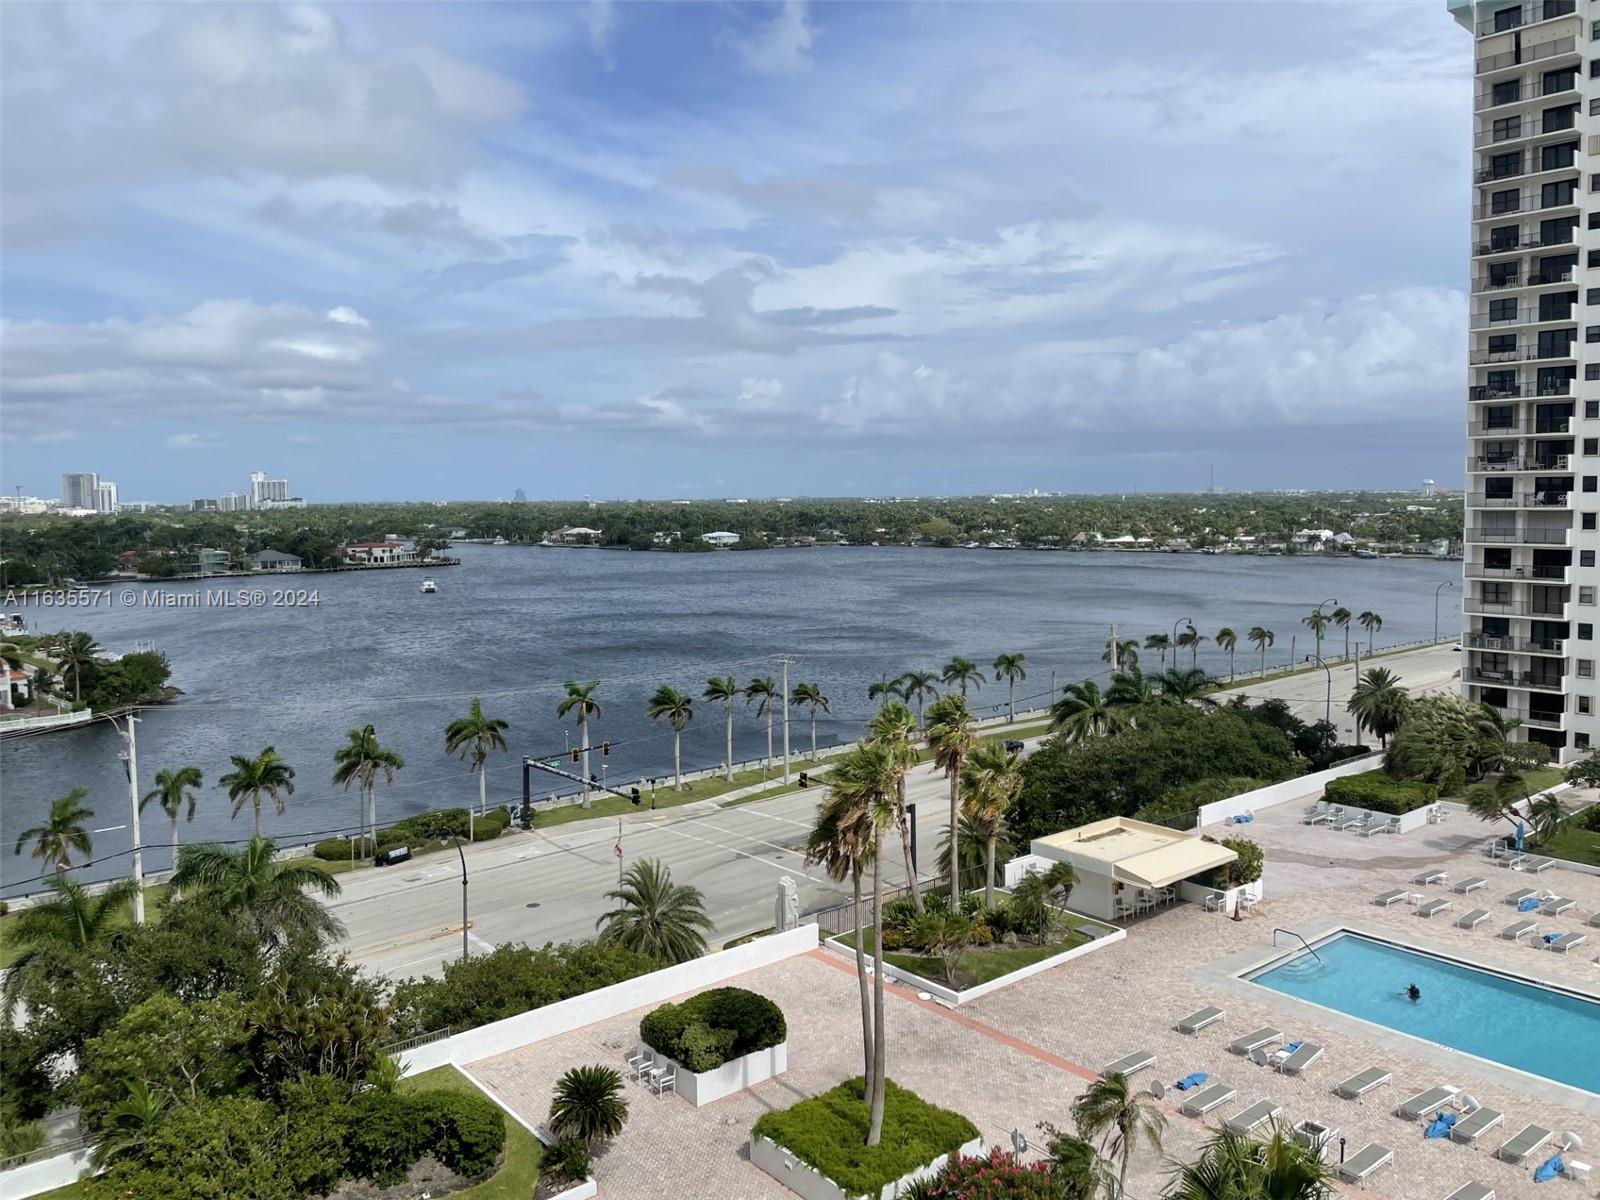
{"left": 0, "top": 546, "right": 1457, "bottom": 892}
{"left": 1250, "top": 932, "right": 1600, "bottom": 1094}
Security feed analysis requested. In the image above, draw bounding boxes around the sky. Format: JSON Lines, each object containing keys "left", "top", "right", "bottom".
{"left": 0, "top": 1, "right": 1473, "bottom": 502}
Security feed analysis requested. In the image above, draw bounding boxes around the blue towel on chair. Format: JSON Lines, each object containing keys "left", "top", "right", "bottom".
{"left": 1425, "top": 1112, "right": 1457, "bottom": 1139}
{"left": 1282, "top": 1040, "right": 1304, "bottom": 1055}
{"left": 1175, "top": 1072, "right": 1207, "bottom": 1090}
{"left": 1534, "top": 1154, "right": 1564, "bottom": 1183}
{"left": 1543, "top": 932, "right": 1560, "bottom": 943}
{"left": 1519, "top": 897, "right": 1540, "bottom": 912}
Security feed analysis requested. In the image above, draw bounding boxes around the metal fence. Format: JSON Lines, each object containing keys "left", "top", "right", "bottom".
{"left": 0, "top": 1134, "right": 89, "bottom": 1174}
{"left": 805, "top": 868, "right": 987, "bottom": 937}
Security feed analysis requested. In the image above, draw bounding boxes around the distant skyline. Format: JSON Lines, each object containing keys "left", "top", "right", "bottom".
{"left": 2, "top": 2, "right": 1467, "bottom": 500}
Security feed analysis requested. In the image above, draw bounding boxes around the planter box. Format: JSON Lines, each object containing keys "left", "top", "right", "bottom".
{"left": 750, "top": 1132, "right": 985, "bottom": 1200}
{"left": 658, "top": 1042, "right": 787, "bottom": 1106}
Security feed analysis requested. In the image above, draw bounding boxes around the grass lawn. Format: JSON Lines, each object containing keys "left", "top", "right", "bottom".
{"left": 402, "top": 1065, "right": 542, "bottom": 1199}
{"left": 533, "top": 759, "right": 822, "bottom": 826}
{"left": 834, "top": 917, "right": 1100, "bottom": 990}
{"left": 1538, "top": 819, "right": 1600, "bottom": 868}
{"left": 0, "top": 883, "right": 171, "bottom": 969}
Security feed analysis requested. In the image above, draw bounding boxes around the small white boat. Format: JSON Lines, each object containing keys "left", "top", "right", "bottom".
{"left": 420, "top": 578, "right": 437, "bottom": 593}
{"left": 491, "top": 536, "right": 509, "bottom": 546}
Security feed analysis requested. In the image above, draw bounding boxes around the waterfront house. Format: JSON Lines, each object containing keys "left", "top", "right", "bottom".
{"left": 178, "top": 547, "right": 231, "bottom": 575}
{"left": 249, "top": 549, "right": 303, "bottom": 572}
{"left": 341, "top": 541, "right": 418, "bottom": 565}
{"left": 547, "top": 526, "right": 602, "bottom": 545}
{"left": 700, "top": 530, "right": 740, "bottom": 547}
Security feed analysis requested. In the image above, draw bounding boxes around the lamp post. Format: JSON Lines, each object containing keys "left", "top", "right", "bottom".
{"left": 1305, "top": 654, "right": 1333, "bottom": 728}
{"left": 906, "top": 802, "right": 918, "bottom": 877}
{"left": 1173, "top": 616, "right": 1194, "bottom": 668}
{"left": 454, "top": 838, "right": 469, "bottom": 964}
{"left": 1435, "top": 580, "right": 1456, "bottom": 643}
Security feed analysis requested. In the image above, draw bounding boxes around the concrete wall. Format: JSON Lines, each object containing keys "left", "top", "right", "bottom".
{"left": 750, "top": 1133, "right": 985, "bottom": 1200}
{"left": 668, "top": 1043, "right": 787, "bottom": 1106}
{"left": 0, "top": 1147, "right": 95, "bottom": 1199}
{"left": 1196, "top": 753, "right": 1384, "bottom": 828}
{"left": 402, "top": 923, "right": 819, "bottom": 1073}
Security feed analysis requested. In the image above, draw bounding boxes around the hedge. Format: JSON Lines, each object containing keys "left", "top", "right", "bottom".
{"left": 640, "top": 986, "right": 786, "bottom": 1072}
{"left": 1198, "top": 836, "right": 1264, "bottom": 889}
{"left": 751, "top": 1078, "right": 979, "bottom": 1196}
{"left": 1324, "top": 772, "right": 1438, "bottom": 816}
{"left": 314, "top": 806, "right": 509, "bottom": 861}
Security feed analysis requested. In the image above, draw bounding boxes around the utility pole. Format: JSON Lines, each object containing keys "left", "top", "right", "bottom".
{"left": 117, "top": 716, "right": 145, "bottom": 924}
{"left": 778, "top": 655, "right": 793, "bottom": 785}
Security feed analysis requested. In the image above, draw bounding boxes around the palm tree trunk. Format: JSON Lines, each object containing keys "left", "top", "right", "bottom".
{"left": 580, "top": 715, "right": 591, "bottom": 808}
{"left": 810, "top": 711, "right": 818, "bottom": 761}
{"left": 673, "top": 730, "right": 682, "bottom": 791}
{"left": 851, "top": 869, "right": 872, "bottom": 1084}
{"left": 724, "top": 705, "right": 734, "bottom": 782}
{"left": 867, "top": 832, "right": 886, "bottom": 1149}
{"left": 766, "top": 711, "right": 773, "bottom": 771}
{"left": 478, "top": 762, "right": 488, "bottom": 818}
{"left": 1008, "top": 679, "right": 1015, "bottom": 723}
{"left": 985, "top": 833, "right": 996, "bottom": 909}
{"left": 948, "top": 769, "right": 961, "bottom": 907}
{"left": 254, "top": 796, "right": 262, "bottom": 838}
{"left": 1229, "top": 649, "right": 1235, "bottom": 682}
{"left": 899, "top": 776, "right": 922, "bottom": 911}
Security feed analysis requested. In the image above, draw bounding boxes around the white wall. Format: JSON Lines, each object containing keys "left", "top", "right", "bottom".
{"left": 402, "top": 924, "right": 819, "bottom": 1073}
{"left": 0, "top": 1147, "right": 95, "bottom": 1199}
{"left": 1196, "top": 753, "right": 1384, "bottom": 827}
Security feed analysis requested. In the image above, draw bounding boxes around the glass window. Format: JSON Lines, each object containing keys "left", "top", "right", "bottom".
{"left": 1583, "top": 586, "right": 1596, "bottom": 604}
{"left": 1490, "top": 332, "right": 1517, "bottom": 351}
{"left": 1494, "top": 188, "right": 1522, "bottom": 214}
{"left": 1584, "top": 549, "right": 1596, "bottom": 564}
{"left": 1581, "top": 624, "right": 1594, "bottom": 639}
{"left": 1585, "top": 364, "right": 1598, "bottom": 379}
{"left": 1491, "top": 298, "right": 1518, "bottom": 321}
{"left": 1542, "top": 142, "right": 1578, "bottom": 171}
{"left": 1587, "top": 401, "right": 1599, "bottom": 417}
{"left": 1587, "top": 438, "right": 1599, "bottom": 454}
{"left": 1581, "top": 697, "right": 1593, "bottom": 716}
{"left": 1589, "top": 290, "right": 1600, "bottom": 304}
{"left": 1495, "top": 116, "right": 1523, "bottom": 142}
{"left": 1493, "top": 150, "right": 1526, "bottom": 179}
{"left": 1585, "top": 326, "right": 1599, "bottom": 342}
{"left": 1579, "top": 659, "right": 1594, "bottom": 678}
{"left": 1495, "top": 79, "right": 1523, "bottom": 105}
{"left": 1585, "top": 512, "right": 1597, "bottom": 529}
{"left": 1585, "top": 477, "right": 1598, "bottom": 493}
{"left": 1578, "top": 732, "right": 1591, "bottom": 749}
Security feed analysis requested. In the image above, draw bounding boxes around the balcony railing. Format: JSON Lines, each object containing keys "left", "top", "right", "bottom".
{"left": 1468, "top": 344, "right": 1575, "bottom": 363}
{"left": 1477, "top": 36, "right": 1579, "bottom": 74}
{"left": 1467, "top": 421, "right": 1526, "bottom": 436}
{"left": 1464, "top": 564, "right": 1570, "bottom": 582}
{"left": 1469, "top": 380, "right": 1572, "bottom": 401}
{"left": 1465, "top": 633, "right": 1567, "bottom": 654}
{"left": 1476, "top": 75, "right": 1579, "bottom": 111}
{"left": 1466, "top": 491, "right": 1572, "bottom": 508}
{"left": 1474, "top": 192, "right": 1579, "bottom": 220}
{"left": 1474, "top": 230, "right": 1576, "bottom": 254}
{"left": 1470, "top": 269, "right": 1575, "bottom": 294}
{"left": 1474, "top": 0, "right": 1577, "bottom": 37}
{"left": 1466, "top": 526, "right": 1570, "bottom": 543}
{"left": 1475, "top": 156, "right": 1579, "bottom": 184}
{"left": 1471, "top": 455, "right": 1573, "bottom": 472}
{"left": 1464, "top": 597, "right": 1532, "bottom": 614}
{"left": 1471, "top": 304, "right": 1575, "bottom": 328}
{"left": 1474, "top": 113, "right": 1578, "bottom": 146}
{"left": 1465, "top": 665, "right": 1567, "bottom": 690}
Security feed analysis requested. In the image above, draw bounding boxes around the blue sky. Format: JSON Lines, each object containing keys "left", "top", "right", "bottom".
{"left": 1, "top": 1, "right": 1470, "bottom": 502}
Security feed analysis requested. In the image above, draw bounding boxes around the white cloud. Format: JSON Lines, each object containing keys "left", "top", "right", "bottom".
{"left": 726, "top": 0, "right": 814, "bottom": 77}
{"left": 164, "top": 431, "right": 219, "bottom": 451}
{"left": 737, "top": 376, "right": 784, "bottom": 412}
{"left": 588, "top": 0, "right": 616, "bottom": 68}
{"left": 325, "top": 306, "right": 371, "bottom": 328}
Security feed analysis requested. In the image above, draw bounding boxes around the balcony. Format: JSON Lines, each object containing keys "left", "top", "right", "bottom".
{"left": 1474, "top": 229, "right": 1576, "bottom": 254}
{"left": 1465, "top": 632, "right": 1567, "bottom": 654}
{"left": 1465, "top": 664, "right": 1567, "bottom": 690}
{"left": 1468, "top": 344, "right": 1575, "bottom": 363}
{"left": 1470, "top": 455, "right": 1572, "bottom": 472}
{"left": 1474, "top": 113, "right": 1579, "bottom": 147}
{"left": 1476, "top": 74, "right": 1579, "bottom": 110}
{"left": 1465, "top": 525, "right": 1570, "bottom": 543}
{"left": 1473, "top": 191, "right": 1579, "bottom": 220}
{"left": 1477, "top": 36, "right": 1579, "bottom": 75}
{"left": 1474, "top": 0, "right": 1577, "bottom": 36}
{"left": 1467, "top": 420, "right": 1527, "bottom": 436}
{"left": 1466, "top": 490, "right": 1571, "bottom": 508}
{"left": 1470, "top": 304, "right": 1576, "bottom": 328}
{"left": 1470, "top": 269, "right": 1576, "bottom": 295}
{"left": 1464, "top": 597, "right": 1532, "bottom": 614}
{"left": 1464, "top": 561, "right": 1569, "bottom": 581}
{"left": 1469, "top": 380, "right": 1571, "bottom": 400}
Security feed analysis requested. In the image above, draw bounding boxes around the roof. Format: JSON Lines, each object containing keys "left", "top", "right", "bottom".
{"left": 250, "top": 549, "right": 300, "bottom": 561}
{"left": 1032, "top": 817, "right": 1238, "bottom": 890}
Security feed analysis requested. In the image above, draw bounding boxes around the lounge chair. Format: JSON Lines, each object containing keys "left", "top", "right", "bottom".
{"left": 1175, "top": 1006, "right": 1224, "bottom": 1034}
{"left": 1504, "top": 887, "right": 1537, "bottom": 907}
{"left": 1334, "top": 1067, "right": 1392, "bottom": 1099}
{"left": 1303, "top": 806, "right": 1331, "bottom": 826}
{"left": 1450, "top": 1107, "right": 1505, "bottom": 1147}
{"left": 1496, "top": 853, "right": 1526, "bottom": 870}
{"left": 1541, "top": 895, "right": 1574, "bottom": 916}
{"left": 1359, "top": 817, "right": 1400, "bottom": 837}
{"left": 1455, "top": 908, "right": 1490, "bottom": 930}
{"left": 1413, "top": 868, "right": 1448, "bottom": 885}
{"left": 1453, "top": 877, "right": 1487, "bottom": 894}
{"left": 1228, "top": 1027, "right": 1281, "bottom": 1055}
{"left": 1496, "top": 1123, "right": 1553, "bottom": 1164}
{"left": 1590, "top": 911, "right": 1600, "bottom": 928}
{"left": 1519, "top": 855, "right": 1555, "bottom": 873}
{"left": 1442, "top": 1185, "right": 1494, "bottom": 1200}
{"left": 1500, "top": 918, "right": 1537, "bottom": 942}
{"left": 1332, "top": 814, "right": 1365, "bottom": 832}
{"left": 1102, "top": 1050, "right": 1155, "bottom": 1078}
{"left": 1179, "top": 1083, "right": 1235, "bottom": 1117}
{"left": 1547, "top": 931, "right": 1587, "bottom": 952}
{"left": 1223, "top": 1100, "right": 1281, "bottom": 1136}
{"left": 1417, "top": 897, "right": 1452, "bottom": 918}
{"left": 1373, "top": 888, "right": 1412, "bottom": 907}
{"left": 1336, "top": 1142, "right": 1393, "bottom": 1186}
{"left": 1275, "top": 1042, "right": 1323, "bottom": 1075}
{"left": 1396, "top": 1086, "right": 1457, "bottom": 1120}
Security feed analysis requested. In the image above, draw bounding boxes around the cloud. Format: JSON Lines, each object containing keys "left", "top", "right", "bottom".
{"left": 326, "top": 306, "right": 370, "bottom": 328}
{"left": 737, "top": 377, "right": 784, "bottom": 412}
{"left": 725, "top": 0, "right": 815, "bottom": 76}
{"left": 420, "top": 234, "right": 577, "bottom": 297}
{"left": 164, "top": 431, "right": 221, "bottom": 451}
{"left": 257, "top": 195, "right": 503, "bottom": 254}
{"left": 588, "top": 0, "right": 617, "bottom": 68}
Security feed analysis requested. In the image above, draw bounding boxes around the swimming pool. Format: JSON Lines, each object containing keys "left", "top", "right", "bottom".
{"left": 1248, "top": 932, "right": 1600, "bottom": 1095}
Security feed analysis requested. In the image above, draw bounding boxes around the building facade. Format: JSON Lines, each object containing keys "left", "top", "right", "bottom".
{"left": 1452, "top": 0, "right": 1590, "bottom": 760}
{"left": 93, "top": 480, "right": 119, "bottom": 514}
{"left": 60, "top": 473, "right": 97, "bottom": 508}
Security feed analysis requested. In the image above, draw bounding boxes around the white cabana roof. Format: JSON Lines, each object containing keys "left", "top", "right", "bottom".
{"left": 1032, "top": 816, "right": 1238, "bottom": 890}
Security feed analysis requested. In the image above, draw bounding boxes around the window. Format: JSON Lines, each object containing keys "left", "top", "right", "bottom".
{"left": 1584, "top": 549, "right": 1596, "bottom": 564}
{"left": 1495, "top": 79, "right": 1523, "bottom": 105}
{"left": 1589, "top": 289, "right": 1600, "bottom": 304}
{"left": 1581, "top": 697, "right": 1594, "bottom": 716}
{"left": 1490, "top": 332, "right": 1517, "bottom": 352}
{"left": 1589, "top": 251, "right": 1600, "bottom": 268}
{"left": 1585, "top": 477, "right": 1598, "bottom": 493}
{"left": 1583, "top": 586, "right": 1596, "bottom": 604}
{"left": 1539, "top": 328, "right": 1574, "bottom": 356}
{"left": 1543, "top": 142, "right": 1579, "bottom": 171}
{"left": 1581, "top": 623, "right": 1594, "bottom": 639}
{"left": 1494, "top": 188, "right": 1522, "bottom": 214}
{"left": 1493, "top": 150, "right": 1526, "bottom": 179}
{"left": 1495, "top": 4, "right": 1523, "bottom": 31}
{"left": 1585, "top": 512, "right": 1597, "bottom": 529}
{"left": 1585, "top": 325, "right": 1599, "bottom": 342}
{"left": 1587, "top": 438, "right": 1599, "bottom": 454}
{"left": 1590, "top": 212, "right": 1600, "bottom": 229}
{"left": 1591, "top": 58, "right": 1600, "bottom": 77}
{"left": 1587, "top": 401, "right": 1599, "bottom": 417}
{"left": 1580, "top": 659, "right": 1594, "bottom": 678}
{"left": 1593, "top": 18, "right": 1600, "bottom": 40}
{"left": 1542, "top": 180, "right": 1577, "bottom": 208}
{"left": 1495, "top": 116, "right": 1523, "bottom": 142}
{"left": 1492, "top": 298, "right": 1519, "bottom": 321}
{"left": 1585, "top": 364, "right": 1598, "bottom": 379}
{"left": 1578, "top": 732, "right": 1591, "bottom": 749}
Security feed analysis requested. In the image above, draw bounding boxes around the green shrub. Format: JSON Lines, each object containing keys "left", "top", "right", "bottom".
{"left": 1580, "top": 803, "right": 1600, "bottom": 832}
{"left": 915, "top": 1146, "right": 1061, "bottom": 1197}
{"left": 751, "top": 1078, "right": 979, "bottom": 1196}
{"left": 1136, "top": 776, "right": 1268, "bottom": 829}
{"left": 313, "top": 837, "right": 358, "bottom": 861}
{"left": 1324, "top": 772, "right": 1438, "bottom": 815}
{"left": 639, "top": 987, "right": 785, "bottom": 1071}
{"left": 543, "top": 1135, "right": 591, "bottom": 1184}
{"left": 416, "top": 1088, "right": 505, "bottom": 1178}
{"left": 347, "top": 1092, "right": 432, "bottom": 1186}
{"left": 1198, "top": 836, "right": 1264, "bottom": 889}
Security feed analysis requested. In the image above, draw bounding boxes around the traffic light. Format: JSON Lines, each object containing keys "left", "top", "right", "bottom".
{"left": 798, "top": 771, "right": 809, "bottom": 787}
{"left": 571, "top": 747, "right": 580, "bottom": 763}
{"left": 602, "top": 740, "right": 611, "bottom": 757}
{"left": 630, "top": 786, "right": 641, "bottom": 806}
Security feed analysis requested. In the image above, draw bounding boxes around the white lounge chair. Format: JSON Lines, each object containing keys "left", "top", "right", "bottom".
{"left": 1450, "top": 1106, "right": 1504, "bottom": 1147}
{"left": 1179, "top": 1083, "right": 1236, "bottom": 1117}
{"left": 1504, "top": 887, "right": 1537, "bottom": 907}
{"left": 1396, "top": 1085, "right": 1457, "bottom": 1120}
{"left": 1455, "top": 908, "right": 1490, "bottom": 930}
{"left": 1541, "top": 895, "right": 1574, "bottom": 916}
{"left": 1496, "top": 853, "right": 1526, "bottom": 870}
{"left": 1334, "top": 1067, "right": 1391, "bottom": 1099}
{"left": 1102, "top": 1050, "right": 1155, "bottom": 1078}
{"left": 648, "top": 1062, "right": 676, "bottom": 1096}
{"left": 1417, "top": 897, "right": 1452, "bottom": 918}
{"left": 1275, "top": 1042, "right": 1323, "bottom": 1075}
{"left": 1496, "top": 1123, "right": 1553, "bottom": 1164}
{"left": 1519, "top": 855, "right": 1555, "bottom": 873}
{"left": 1359, "top": 817, "right": 1400, "bottom": 837}
{"left": 1303, "top": 806, "right": 1331, "bottom": 826}
{"left": 1589, "top": 911, "right": 1600, "bottom": 928}
{"left": 1223, "top": 1100, "right": 1281, "bottom": 1136}
{"left": 1336, "top": 1142, "right": 1393, "bottom": 1186}
{"left": 1228, "top": 1027, "right": 1281, "bottom": 1055}
{"left": 1176, "top": 1006, "right": 1224, "bottom": 1034}
{"left": 1442, "top": 1184, "right": 1494, "bottom": 1200}
{"left": 1372, "top": 888, "right": 1411, "bottom": 907}
{"left": 1453, "top": 877, "right": 1487, "bottom": 894}
{"left": 1500, "top": 918, "right": 1538, "bottom": 942}
{"left": 1413, "top": 868, "right": 1448, "bottom": 885}
{"left": 1547, "top": 931, "right": 1587, "bottom": 953}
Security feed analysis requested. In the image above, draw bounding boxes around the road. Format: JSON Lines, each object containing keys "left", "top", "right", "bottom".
{"left": 334, "top": 642, "right": 1461, "bottom": 979}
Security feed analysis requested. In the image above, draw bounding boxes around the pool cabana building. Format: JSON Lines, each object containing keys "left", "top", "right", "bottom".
{"left": 1022, "top": 816, "right": 1239, "bottom": 920}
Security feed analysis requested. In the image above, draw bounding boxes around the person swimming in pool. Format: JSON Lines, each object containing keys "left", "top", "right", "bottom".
{"left": 1406, "top": 983, "right": 1421, "bottom": 1002}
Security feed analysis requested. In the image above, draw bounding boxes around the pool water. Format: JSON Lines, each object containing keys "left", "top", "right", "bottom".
{"left": 1248, "top": 932, "right": 1600, "bottom": 1095}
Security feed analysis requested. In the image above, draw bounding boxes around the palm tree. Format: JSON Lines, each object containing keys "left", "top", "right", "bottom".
{"left": 444, "top": 699, "right": 510, "bottom": 823}
{"left": 792, "top": 681, "right": 830, "bottom": 761}
{"left": 1215, "top": 627, "right": 1238, "bottom": 682}
{"left": 646, "top": 685, "right": 694, "bottom": 791}
{"left": 1331, "top": 606, "right": 1353, "bottom": 659}
{"left": 56, "top": 631, "right": 99, "bottom": 702}
{"left": 935, "top": 810, "right": 1014, "bottom": 885}
{"left": 926, "top": 692, "right": 978, "bottom": 907}
{"left": 172, "top": 836, "right": 344, "bottom": 945}
{"left": 1107, "top": 666, "right": 1159, "bottom": 715}
{"left": 941, "top": 656, "right": 985, "bottom": 696}
{"left": 332, "top": 726, "right": 402, "bottom": 851}
{"left": 88, "top": 1077, "right": 170, "bottom": 1171}
{"left": 992, "top": 653, "right": 1026, "bottom": 722}
{"left": 1165, "top": 1125, "right": 1334, "bottom": 1200}
{"left": 1051, "top": 680, "right": 1122, "bottom": 742}
{"left": 744, "top": 676, "right": 779, "bottom": 772}
{"left": 896, "top": 670, "right": 940, "bottom": 728}
{"left": 1302, "top": 609, "right": 1329, "bottom": 661}
{"left": 1346, "top": 667, "right": 1408, "bottom": 748}
{"left": 548, "top": 1065, "right": 628, "bottom": 1146}
{"left": 142, "top": 766, "right": 202, "bottom": 866}
{"left": 867, "top": 676, "right": 905, "bottom": 705}
{"left": 1529, "top": 789, "right": 1565, "bottom": 845}
{"left": 703, "top": 676, "right": 743, "bottom": 781}
{"left": 12, "top": 788, "right": 94, "bottom": 873}
{"left": 1103, "top": 638, "right": 1139, "bottom": 672}
{"left": 2, "top": 873, "right": 139, "bottom": 1014}
{"left": 1072, "top": 1071, "right": 1165, "bottom": 1200}
{"left": 1359, "top": 610, "right": 1383, "bottom": 652}
{"left": 218, "top": 746, "right": 297, "bottom": 838}
{"left": 1247, "top": 626, "right": 1275, "bottom": 678}
{"left": 867, "top": 700, "right": 923, "bottom": 912}
{"left": 557, "top": 680, "right": 603, "bottom": 807}
{"left": 595, "top": 858, "right": 711, "bottom": 964}
{"left": 1158, "top": 667, "right": 1216, "bottom": 706}
{"left": 1176, "top": 627, "right": 1207, "bottom": 668}
{"left": 1144, "top": 632, "right": 1171, "bottom": 670}
{"left": 960, "top": 741, "right": 1021, "bottom": 907}
{"left": 1008, "top": 861, "right": 1077, "bottom": 942}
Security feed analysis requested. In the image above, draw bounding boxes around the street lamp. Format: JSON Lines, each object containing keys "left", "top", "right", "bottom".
{"left": 454, "top": 838, "right": 469, "bottom": 964}
{"left": 1434, "top": 581, "right": 1456, "bottom": 643}
{"left": 1305, "top": 654, "right": 1333, "bottom": 727}
{"left": 1173, "top": 616, "right": 1194, "bottom": 666}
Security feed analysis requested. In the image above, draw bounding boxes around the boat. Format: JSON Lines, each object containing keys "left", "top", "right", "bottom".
{"left": 420, "top": 579, "right": 437, "bottom": 593}
{"left": 1352, "top": 548, "right": 1378, "bottom": 559}
{"left": 491, "top": 536, "right": 509, "bottom": 546}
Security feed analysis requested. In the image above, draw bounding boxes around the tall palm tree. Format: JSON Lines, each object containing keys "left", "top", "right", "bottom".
{"left": 2, "top": 873, "right": 139, "bottom": 1014}
{"left": 935, "top": 811, "right": 1016, "bottom": 887}
{"left": 218, "top": 747, "right": 297, "bottom": 838}
{"left": 745, "top": 676, "right": 779, "bottom": 772}
{"left": 172, "top": 836, "right": 344, "bottom": 945}
{"left": 960, "top": 741, "right": 1022, "bottom": 907}
{"left": 595, "top": 858, "right": 711, "bottom": 964}
{"left": 703, "top": 676, "right": 743, "bottom": 781}
{"left": 992, "top": 653, "right": 1026, "bottom": 723}
{"left": 332, "top": 727, "right": 402, "bottom": 851}
{"left": 646, "top": 685, "right": 693, "bottom": 791}
{"left": 1176, "top": 627, "right": 1207, "bottom": 668}
{"left": 1103, "top": 639, "right": 1139, "bottom": 672}
{"left": 1331, "top": 606, "right": 1353, "bottom": 659}
{"left": 941, "top": 657, "right": 985, "bottom": 696}
{"left": 12, "top": 788, "right": 94, "bottom": 873}
{"left": 1346, "top": 667, "right": 1408, "bottom": 748}
{"left": 56, "top": 631, "right": 99, "bottom": 703}
{"left": 444, "top": 698, "right": 510, "bottom": 821}
{"left": 1247, "top": 626, "right": 1275, "bottom": 678}
{"left": 896, "top": 670, "right": 940, "bottom": 728}
{"left": 867, "top": 700, "right": 922, "bottom": 911}
{"left": 867, "top": 676, "right": 905, "bottom": 705}
{"left": 1302, "top": 609, "right": 1329, "bottom": 661}
{"left": 1215, "top": 627, "right": 1238, "bottom": 682}
{"left": 1144, "top": 632, "right": 1170, "bottom": 671}
{"left": 1158, "top": 667, "right": 1216, "bottom": 707}
{"left": 142, "top": 766, "right": 202, "bottom": 866}
{"left": 926, "top": 692, "right": 978, "bottom": 907}
{"left": 1107, "top": 666, "right": 1159, "bottom": 716}
{"left": 1165, "top": 1125, "right": 1334, "bottom": 1200}
{"left": 557, "top": 680, "right": 603, "bottom": 807}
{"left": 1359, "top": 609, "right": 1383, "bottom": 652}
{"left": 1072, "top": 1071, "right": 1165, "bottom": 1200}
{"left": 1051, "top": 680, "right": 1122, "bottom": 742}
{"left": 792, "top": 681, "right": 830, "bottom": 761}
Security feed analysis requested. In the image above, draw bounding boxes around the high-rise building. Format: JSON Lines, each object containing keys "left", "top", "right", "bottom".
{"left": 60, "top": 473, "right": 97, "bottom": 508}
{"left": 93, "top": 480, "right": 119, "bottom": 513}
{"left": 1451, "top": 0, "right": 1586, "bottom": 761}
{"left": 249, "top": 470, "right": 290, "bottom": 507}
{"left": 219, "top": 491, "right": 250, "bottom": 512}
